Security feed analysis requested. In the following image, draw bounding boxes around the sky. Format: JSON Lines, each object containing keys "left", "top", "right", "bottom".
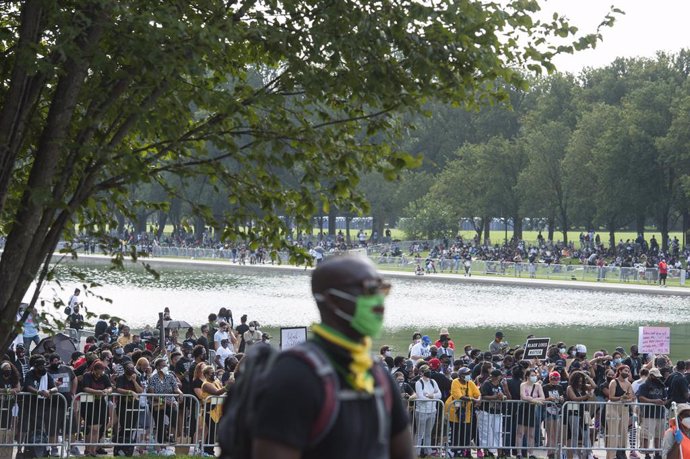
{"left": 539, "top": 0, "right": 690, "bottom": 74}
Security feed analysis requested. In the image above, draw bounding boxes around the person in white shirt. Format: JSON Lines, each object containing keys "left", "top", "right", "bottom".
{"left": 213, "top": 321, "right": 230, "bottom": 350}
{"left": 215, "top": 339, "right": 235, "bottom": 368}
{"left": 414, "top": 364, "right": 441, "bottom": 457}
{"left": 67, "top": 288, "right": 81, "bottom": 315}
{"left": 410, "top": 335, "right": 432, "bottom": 363}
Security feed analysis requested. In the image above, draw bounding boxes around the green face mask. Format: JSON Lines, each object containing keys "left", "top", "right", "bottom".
{"left": 322, "top": 290, "right": 386, "bottom": 338}
{"left": 349, "top": 294, "right": 385, "bottom": 338}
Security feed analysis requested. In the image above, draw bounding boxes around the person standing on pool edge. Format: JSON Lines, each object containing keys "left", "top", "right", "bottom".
{"left": 252, "top": 256, "right": 414, "bottom": 459}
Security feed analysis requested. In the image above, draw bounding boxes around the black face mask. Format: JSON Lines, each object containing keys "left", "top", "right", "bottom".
{"left": 430, "top": 350, "right": 437, "bottom": 357}
{"left": 49, "top": 364, "right": 59, "bottom": 371}
{"left": 423, "top": 371, "right": 431, "bottom": 378}
{"left": 125, "top": 368, "right": 135, "bottom": 375}
{"left": 35, "top": 368, "right": 46, "bottom": 376}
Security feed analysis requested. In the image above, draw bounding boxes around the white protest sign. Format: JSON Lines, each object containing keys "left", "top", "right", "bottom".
{"left": 638, "top": 326, "right": 670, "bottom": 354}
{"left": 280, "top": 327, "right": 308, "bottom": 350}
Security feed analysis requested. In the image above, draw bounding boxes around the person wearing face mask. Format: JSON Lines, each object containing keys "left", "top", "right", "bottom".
{"left": 380, "top": 346, "right": 394, "bottom": 369}
{"left": 80, "top": 360, "right": 111, "bottom": 456}
{"left": 517, "top": 369, "right": 545, "bottom": 459}
{"left": 11, "top": 344, "right": 29, "bottom": 383}
{"left": 542, "top": 372, "right": 565, "bottom": 459}
{"left": 199, "top": 365, "right": 228, "bottom": 456}
{"left": 415, "top": 364, "right": 442, "bottom": 458}
{"left": 638, "top": 368, "right": 669, "bottom": 459}
{"left": 250, "top": 256, "right": 413, "bottom": 459}
{"left": 46, "top": 353, "right": 78, "bottom": 456}
{"left": 446, "top": 367, "right": 480, "bottom": 458}
{"left": 623, "top": 345, "right": 645, "bottom": 381}
{"left": 606, "top": 365, "right": 634, "bottom": 459}
{"left": 113, "top": 362, "right": 144, "bottom": 456}
{"left": 242, "top": 321, "right": 262, "bottom": 349}
{"left": 479, "top": 369, "right": 508, "bottom": 457}
{"left": 0, "top": 361, "right": 20, "bottom": 458}
{"left": 410, "top": 335, "right": 432, "bottom": 363}
{"left": 149, "top": 358, "right": 183, "bottom": 449}
{"left": 395, "top": 371, "right": 415, "bottom": 400}
{"left": 661, "top": 403, "right": 690, "bottom": 459}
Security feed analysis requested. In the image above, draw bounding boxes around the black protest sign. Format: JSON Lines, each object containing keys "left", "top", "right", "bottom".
{"left": 524, "top": 338, "right": 550, "bottom": 360}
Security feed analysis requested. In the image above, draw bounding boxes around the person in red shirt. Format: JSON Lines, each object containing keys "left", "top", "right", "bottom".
{"left": 658, "top": 258, "right": 669, "bottom": 287}
{"left": 434, "top": 327, "right": 455, "bottom": 350}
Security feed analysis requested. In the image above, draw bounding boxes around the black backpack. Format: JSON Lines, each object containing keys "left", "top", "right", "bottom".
{"left": 218, "top": 341, "right": 393, "bottom": 459}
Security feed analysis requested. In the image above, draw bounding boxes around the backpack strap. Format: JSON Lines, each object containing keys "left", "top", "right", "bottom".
{"left": 285, "top": 342, "right": 340, "bottom": 446}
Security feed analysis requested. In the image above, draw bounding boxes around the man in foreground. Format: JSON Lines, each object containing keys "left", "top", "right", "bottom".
{"left": 252, "top": 256, "right": 413, "bottom": 459}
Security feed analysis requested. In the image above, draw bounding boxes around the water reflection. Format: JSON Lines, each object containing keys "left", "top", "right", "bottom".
{"left": 41, "top": 263, "right": 689, "bottom": 332}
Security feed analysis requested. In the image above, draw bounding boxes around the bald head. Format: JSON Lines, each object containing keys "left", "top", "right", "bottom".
{"left": 311, "top": 256, "right": 381, "bottom": 296}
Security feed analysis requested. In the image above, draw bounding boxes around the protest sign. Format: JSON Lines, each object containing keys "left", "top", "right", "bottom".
{"left": 280, "top": 326, "right": 308, "bottom": 350}
{"left": 638, "top": 326, "right": 670, "bottom": 354}
{"left": 524, "top": 337, "right": 550, "bottom": 359}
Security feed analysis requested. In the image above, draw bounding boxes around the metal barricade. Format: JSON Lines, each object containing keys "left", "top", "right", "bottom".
{"left": 199, "top": 395, "right": 226, "bottom": 454}
{"left": 0, "top": 392, "right": 68, "bottom": 458}
{"left": 407, "top": 398, "right": 447, "bottom": 457}
{"left": 443, "top": 398, "right": 561, "bottom": 458}
{"left": 69, "top": 392, "right": 200, "bottom": 456}
{"left": 560, "top": 400, "right": 668, "bottom": 458}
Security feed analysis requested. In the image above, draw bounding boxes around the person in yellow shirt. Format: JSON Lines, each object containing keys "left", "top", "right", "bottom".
{"left": 445, "top": 367, "right": 481, "bottom": 458}
{"left": 117, "top": 325, "right": 133, "bottom": 347}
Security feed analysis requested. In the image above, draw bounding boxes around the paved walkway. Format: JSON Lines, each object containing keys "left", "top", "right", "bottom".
{"left": 61, "top": 253, "right": 690, "bottom": 297}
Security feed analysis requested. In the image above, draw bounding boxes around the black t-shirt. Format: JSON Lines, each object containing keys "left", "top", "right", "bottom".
{"left": 115, "top": 374, "right": 137, "bottom": 392}
{"left": 506, "top": 377, "right": 521, "bottom": 401}
{"left": 667, "top": 372, "right": 689, "bottom": 404}
{"left": 479, "top": 380, "right": 504, "bottom": 413}
{"left": 253, "top": 342, "right": 409, "bottom": 459}
{"left": 23, "top": 370, "right": 56, "bottom": 392}
{"left": 82, "top": 373, "right": 112, "bottom": 391}
{"left": 48, "top": 365, "right": 76, "bottom": 402}
{"left": 542, "top": 382, "right": 565, "bottom": 413}
{"left": 0, "top": 372, "right": 18, "bottom": 391}
{"left": 638, "top": 380, "right": 666, "bottom": 418}
{"left": 197, "top": 336, "right": 209, "bottom": 352}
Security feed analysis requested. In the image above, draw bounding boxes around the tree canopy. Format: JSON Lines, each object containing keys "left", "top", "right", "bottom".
{"left": 0, "top": 0, "right": 611, "bottom": 347}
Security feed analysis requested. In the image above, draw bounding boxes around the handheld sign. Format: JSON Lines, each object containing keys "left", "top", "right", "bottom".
{"left": 524, "top": 337, "right": 550, "bottom": 360}
{"left": 638, "top": 326, "right": 670, "bottom": 354}
{"left": 280, "top": 327, "right": 308, "bottom": 350}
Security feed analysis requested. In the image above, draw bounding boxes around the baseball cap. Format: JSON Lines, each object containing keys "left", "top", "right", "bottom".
{"left": 419, "top": 365, "right": 430, "bottom": 373}
{"left": 490, "top": 369, "right": 503, "bottom": 378}
{"left": 458, "top": 367, "right": 471, "bottom": 376}
{"left": 575, "top": 344, "right": 587, "bottom": 354}
{"left": 421, "top": 335, "right": 431, "bottom": 345}
{"left": 428, "top": 358, "right": 441, "bottom": 370}
{"left": 495, "top": 331, "right": 504, "bottom": 338}
{"left": 549, "top": 371, "right": 561, "bottom": 380}
{"left": 649, "top": 368, "right": 662, "bottom": 378}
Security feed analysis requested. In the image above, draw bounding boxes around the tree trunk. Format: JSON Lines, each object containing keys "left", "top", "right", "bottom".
{"left": 345, "top": 216, "right": 351, "bottom": 244}
{"left": 482, "top": 216, "right": 490, "bottom": 245}
{"left": 560, "top": 211, "right": 568, "bottom": 245}
{"left": 636, "top": 214, "right": 645, "bottom": 236}
{"left": 513, "top": 215, "right": 523, "bottom": 241}
{"left": 156, "top": 211, "right": 168, "bottom": 240}
{"left": 683, "top": 209, "right": 689, "bottom": 250}
{"left": 328, "top": 207, "right": 336, "bottom": 236}
{"left": 660, "top": 215, "right": 669, "bottom": 253}
{"left": 608, "top": 220, "right": 616, "bottom": 253}
{"left": 547, "top": 216, "right": 555, "bottom": 243}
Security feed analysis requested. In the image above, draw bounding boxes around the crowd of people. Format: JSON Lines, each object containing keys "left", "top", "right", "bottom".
{"left": 379, "top": 329, "right": 686, "bottom": 458}
{"left": 4, "top": 303, "right": 270, "bottom": 457}
{"left": 377, "top": 233, "right": 690, "bottom": 284}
